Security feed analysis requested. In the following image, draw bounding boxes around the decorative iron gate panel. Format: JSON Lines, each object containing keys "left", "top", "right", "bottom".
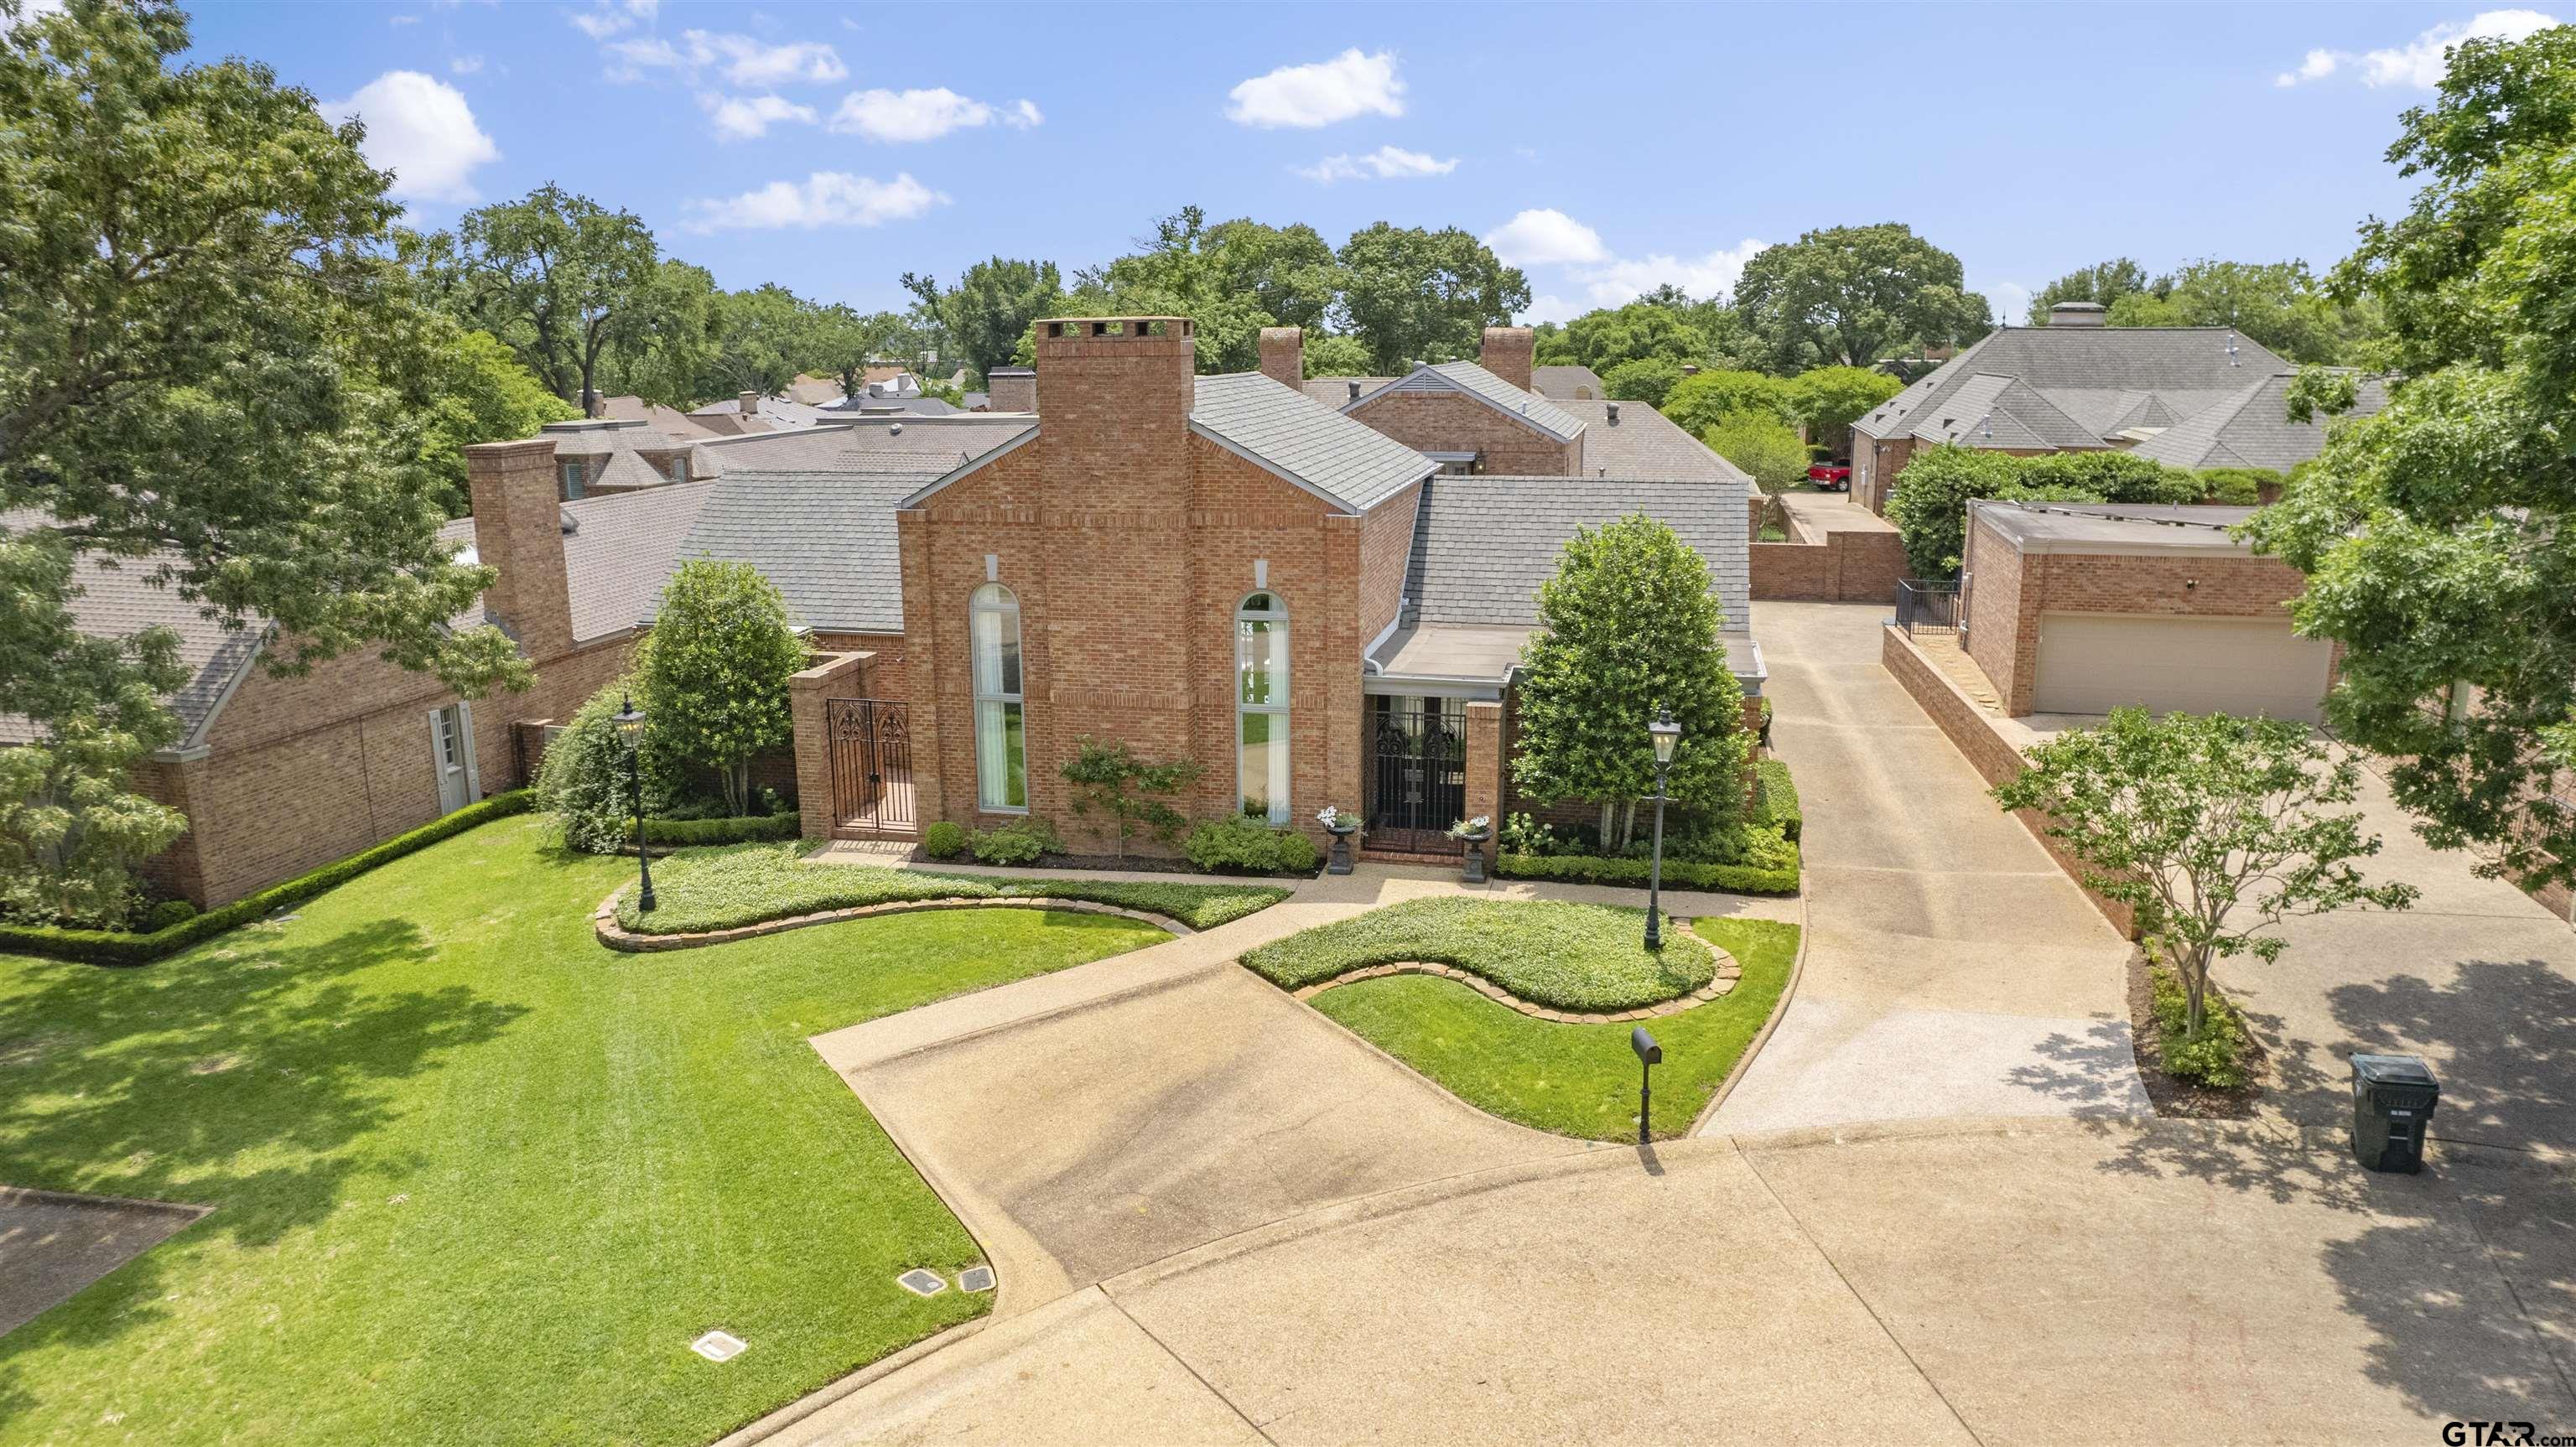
{"left": 826, "top": 698, "right": 915, "bottom": 832}
{"left": 1364, "top": 698, "right": 1466, "bottom": 853}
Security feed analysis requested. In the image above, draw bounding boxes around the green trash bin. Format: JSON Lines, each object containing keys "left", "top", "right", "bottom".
{"left": 2350, "top": 1053, "right": 2438, "bottom": 1174}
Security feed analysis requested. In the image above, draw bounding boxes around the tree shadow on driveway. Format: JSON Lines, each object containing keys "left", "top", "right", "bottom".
{"left": 2004, "top": 1019, "right": 2152, "bottom": 1115}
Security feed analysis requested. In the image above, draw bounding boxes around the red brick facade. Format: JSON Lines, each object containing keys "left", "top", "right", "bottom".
{"left": 1961, "top": 511, "right": 2312, "bottom": 717}
{"left": 1343, "top": 389, "right": 1582, "bottom": 477}
{"left": 1749, "top": 529, "right": 1909, "bottom": 605}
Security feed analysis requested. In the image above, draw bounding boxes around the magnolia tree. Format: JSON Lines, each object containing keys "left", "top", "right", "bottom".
{"left": 1513, "top": 514, "right": 1748, "bottom": 850}
{"left": 1992, "top": 709, "right": 2417, "bottom": 1038}
{"left": 634, "top": 561, "right": 805, "bottom": 817}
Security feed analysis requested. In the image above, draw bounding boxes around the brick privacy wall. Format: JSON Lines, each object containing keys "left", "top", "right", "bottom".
{"left": 1480, "top": 327, "right": 1535, "bottom": 392}
{"left": 1356, "top": 481, "right": 1423, "bottom": 645}
{"left": 1345, "top": 390, "right": 1581, "bottom": 477}
{"left": 1966, "top": 510, "right": 2314, "bottom": 716}
{"left": 900, "top": 327, "right": 1366, "bottom": 857}
{"left": 1463, "top": 700, "right": 1503, "bottom": 864}
{"left": 809, "top": 630, "right": 907, "bottom": 700}
{"left": 790, "top": 651, "right": 870, "bottom": 838}
{"left": 1880, "top": 624, "right": 2139, "bottom": 938}
{"left": 1748, "top": 530, "right": 1909, "bottom": 606}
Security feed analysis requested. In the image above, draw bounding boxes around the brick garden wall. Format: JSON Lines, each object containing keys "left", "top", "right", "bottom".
{"left": 1749, "top": 529, "right": 1909, "bottom": 605}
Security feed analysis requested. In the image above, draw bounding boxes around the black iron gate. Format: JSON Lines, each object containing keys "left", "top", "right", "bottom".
{"left": 1364, "top": 698, "right": 1466, "bottom": 853}
{"left": 826, "top": 698, "right": 914, "bottom": 832}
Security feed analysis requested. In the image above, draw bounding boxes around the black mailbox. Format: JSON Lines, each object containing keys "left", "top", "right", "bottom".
{"left": 1631, "top": 1028, "right": 1661, "bottom": 1065}
{"left": 2350, "top": 1053, "right": 2438, "bottom": 1174}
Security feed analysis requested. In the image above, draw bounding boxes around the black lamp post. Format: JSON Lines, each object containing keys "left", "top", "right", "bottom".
{"left": 614, "top": 693, "right": 655, "bottom": 913}
{"left": 1644, "top": 708, "right": 1681, "bottom": 951}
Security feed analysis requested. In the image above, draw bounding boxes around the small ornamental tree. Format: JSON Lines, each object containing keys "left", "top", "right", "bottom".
{"left": 1061, "top": 738, "right": 1202, "bottom": 859}
{"left": 633, "top": 561, "right": 805, "bottom": 817}
{"left": 536, "top": 678, "right": 669, "bottom": 853}
{"left": 1513, "top": 514, "right": 1748, "bottom": 850}
{"left": 1992, "top": 708, "right": 2417, "bottom": 1040}
{"left": 1701, "top": 411, "right": 1810, "bottom": 494}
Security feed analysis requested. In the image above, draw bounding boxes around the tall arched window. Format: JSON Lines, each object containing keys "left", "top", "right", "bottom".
{"left": 971, "top": 583, "right": 1026, "bottom": 811}
{"left": 1236, "top": 591, "right": 1290, "bottom": 823}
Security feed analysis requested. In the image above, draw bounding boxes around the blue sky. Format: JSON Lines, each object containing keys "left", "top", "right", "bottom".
{"left": 187, "top": 1, "right": 2554, "bottom": 324}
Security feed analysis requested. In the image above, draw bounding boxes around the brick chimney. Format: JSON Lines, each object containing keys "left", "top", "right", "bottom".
{"left": 1258, "top": 326, "right": 1305, "bottom": 390}
{"left": 1034, "top": 317, "right": 1195, "bottom": 495}
{"left": 738, "top": 390, "right": 761, "bottom": 415}
{"left": 465, "top": 438, "right": 574, "bottom": 661}
{"left": 1480, "top": 326, "right": 1535, "bottom": 391}
{"left": 986, "top": 366, "right": 1037, "bottom": 414}
{"left": 2048, "top": 301, "right": 2106, "bottom": 328}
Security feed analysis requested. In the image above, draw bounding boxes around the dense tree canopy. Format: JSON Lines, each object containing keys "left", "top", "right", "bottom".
{"left": 2243, "top": 24, "right": 2576, "bottom": 892}
{"left": 421, "top": 184, "right": 674, "bottom": 413}
{"left": 2105, "top": 258, "right": 2381, "bottom": 366}
{"left": 1734, "top": 222, "right": 1992, "bottom": 370}
{"left": 0, "top": 0, "right": 526, "bottom": 920}
{"left": 2026, "top": 257, "right": 2155, "bottom": 324}
{"left": 904, "top": 256, "right": 1062, "bottom": 384}
{"left": 418, "top": 326, "right": 581, "bottom": 516}
{"left": 1333, "top": 221, "right": 1530, "bottom": 373}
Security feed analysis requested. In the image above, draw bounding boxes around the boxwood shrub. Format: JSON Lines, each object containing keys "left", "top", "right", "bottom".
{"left": 636, "top": 808, "right": 800, "bottom": 847}
{"left": 1753, "top": 759, "right": 1801, "bottom": 843}
{"left": 1492, "top": 844, "right": 1800, "bottom": 896}
{"left": 0, "top": 791, "right": 538, "bottom": 967}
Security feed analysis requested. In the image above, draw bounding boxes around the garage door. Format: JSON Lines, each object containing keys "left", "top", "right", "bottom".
{"left": 2033, "top": 613, "right": 2331, "bottom": 722}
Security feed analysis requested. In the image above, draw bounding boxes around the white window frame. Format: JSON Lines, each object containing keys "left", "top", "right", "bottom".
{"left": 970, "top": 583, "right": 1027, "bottom": 812}
{"left": 1235, "top": 590, "right": 1291, "bottom": 824}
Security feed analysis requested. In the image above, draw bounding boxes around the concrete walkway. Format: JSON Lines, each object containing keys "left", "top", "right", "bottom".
{"left": 1706, "top": 601, "right": 2148, "bottom": 1133}
{"left": 806, "top": 861, "right": 1790, "bottom": 1316}
{"left": 753, "top": 1118, "right": 2575, "bottom": 1446}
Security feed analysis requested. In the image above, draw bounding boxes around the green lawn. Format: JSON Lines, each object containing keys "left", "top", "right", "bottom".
{"left": 616, "top": 842, "right": 1291, "bottom": 935}
{"left": 1239, "top": 896, "right": 1716, "bottom": 1012}
{"left": 1306, "top": 918, "right": 1799, "bottom": 1140}
{"left": 0, "top": 815, "right": 1172, "bottom": 1446}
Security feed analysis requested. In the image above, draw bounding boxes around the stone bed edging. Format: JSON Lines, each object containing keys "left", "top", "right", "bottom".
{"left": 1288, "top": 921, "right": 1742, "bottom": 1024}
{"left": 592, "top": 889, "right": 1194, "bottom": 953}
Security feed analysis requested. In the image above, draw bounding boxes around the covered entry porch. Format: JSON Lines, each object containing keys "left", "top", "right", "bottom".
{"left": 1361, "top": 624, "right": 1519, "bottom": 861}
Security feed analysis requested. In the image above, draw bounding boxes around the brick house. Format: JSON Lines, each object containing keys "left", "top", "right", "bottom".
{"left": 19, "top": 314, "right": 1756, "bottom": 909}
{"left": 1850, "top": 302, "right": 2301, "bottom": 514}
{"left": 1959, "top": 499, "right": 2333, "bottom": 722}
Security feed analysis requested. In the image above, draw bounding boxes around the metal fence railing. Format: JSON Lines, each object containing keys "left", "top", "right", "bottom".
{"left": 1895, "top": 578, "right": 1961, "bottom": 638}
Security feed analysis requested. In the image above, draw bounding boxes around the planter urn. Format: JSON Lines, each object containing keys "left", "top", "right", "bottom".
{"left": 1457, "top": 828, "right": 1492, "bottom": 884}
{"left": 1325, "top": 822, "right": 1359, "bottom": 875}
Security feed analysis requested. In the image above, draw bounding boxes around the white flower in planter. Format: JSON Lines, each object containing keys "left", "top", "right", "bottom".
{"left": 1316, "top": 805, "right": 1357, "bottom": 830}
{"left": 1446, "top": 815, "right": 1492, "bottom": 839}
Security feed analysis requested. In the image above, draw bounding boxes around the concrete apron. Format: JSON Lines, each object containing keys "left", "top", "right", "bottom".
{"left": 759, "top": 1117, "right": 2576, "bottom": 1447}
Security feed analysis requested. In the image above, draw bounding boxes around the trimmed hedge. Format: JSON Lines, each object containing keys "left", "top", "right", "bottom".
{"left": 637, "top": 809, "right": 801, "bottom": 847}
{"left": 1754, "top": 759, "right": 1802, "bottom": 843}
{"left": 0, "top": 791, "right": 538, "bottom": 967}
{"left": 1242, "top": 896, "right": 1714, "bottom": 1012}
{"left": 1493, "top": 843, "right": 1800, "bottom": 896}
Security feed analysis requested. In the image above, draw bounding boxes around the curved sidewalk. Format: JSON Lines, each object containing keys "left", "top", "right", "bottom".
{"left": 1706, "top": 601, "right": 2148, "bottom": 1133}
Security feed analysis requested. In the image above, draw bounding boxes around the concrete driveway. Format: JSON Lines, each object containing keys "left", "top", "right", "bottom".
{"left": 2230, "top": 755, "right": 2576, "bottom": 1152}
{"left": 757, "top": 1119, "right": 2575, "bottom": 1446}
{"left": 1709, "top": 602, "right": 2148, "bottom": 1133}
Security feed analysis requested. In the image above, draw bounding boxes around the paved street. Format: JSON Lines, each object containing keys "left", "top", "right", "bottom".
{"left": 1708, "top": 601, "right": 2148, "bottom": 1133}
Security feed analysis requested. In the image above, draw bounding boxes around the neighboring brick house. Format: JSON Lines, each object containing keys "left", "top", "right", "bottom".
{"left": 1959, "top": 499, "right": 2333, "bottom": 723}
{"left": 1531, "top": 365, "right": 1607, "bottom": 401}
{"left": 1849, "top": 301, "right": 2298, "bottom": 514}
{"left": 2124, "top": 371, "right": 2388, "bottom": 472}
{"left": 544, "top": 418, "right": 702, "bottom": 497}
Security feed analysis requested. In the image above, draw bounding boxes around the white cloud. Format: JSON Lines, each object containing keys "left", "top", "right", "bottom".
{"left": 1978, "top": 279, "right": 2033, "bottom": 326}
{"left": 321, "top": 70, "right": 499, "bottom": 205}
{"left": 703, "top": 92, "right": 818, "bottom": 141}
{"left": 450, "top": 54, "right": 484, "bottom": 75}
{"left": 686, "top": 31, "right": 847, "bottom": 86}
{"left": 1483, "top": 208, "right": 1607, "bottom": 267}
{"left": 389, "top": 13, "right": 420, "bottom": 25}
{"left": 2276, "top": 9, "right": 2557, "bottom": 87}
{"left": 1225, "top": 48, "right": 1404, "bottom": 128}
{"left": 828, "top": 86, "right": 1042, "bottom": 142}
{"left": 1574, "top": 240, "right": 1769, "bottom": 307}
{"left": 569, "top": 0, "right": 656, "bottom": 39}
{"left": 1296, "top": 143, "right": 1457, "bottom": 184}
{"left": 1519, "top": 293, "right": 1583, "bottom": 326}
{"left": 682, "top": 171, "right": 947, "bottom": 232}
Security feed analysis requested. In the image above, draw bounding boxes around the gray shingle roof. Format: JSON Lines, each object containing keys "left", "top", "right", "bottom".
{"left": 1555, "top": 400, "right": 1748, "bottom": 484}
{"left": 2127, "top": 372, "right": 2390, "bottom": 472}
{"left": 561, "top": 480, "right": 716, "bottom": 643}
{"left": 1530, "top": 365, "right": 1608, "bottom": 400}
{"left": 673, "top": 469, "right": 921, "bottom": 633}
{"left": 1301, "top": 376, "right": 1394, "bottom": 408}
{"left": 1191, "top": 371, "right": 1436, "bottom": 512}
{"left": 693, "top": 418, "right": 1033, "bottom": 478}
{"left": 1404, "top": 474, "right": 1753, "bottom": 634}
{"left": 1350, "top": 360, "right": 1586, "bottom": 443}
{"left": 1904, "top": 374, "right": 2099, "bottom": 450}
{"left": 544, "top": 418, "right": 683, "bottom": 457}
{"left": 1854, "top": 326, "right": 2293, "bottom": 446}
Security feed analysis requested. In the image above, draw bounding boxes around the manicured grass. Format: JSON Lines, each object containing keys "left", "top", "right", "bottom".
{"left": 0, "top": 815, "right": 1171, "bottom": 1446}
{"left": 1308, "top": 918, "right": 1799, "bottom": 1140}
{"left": 613, "top": 843, "right": 1291, "bottom": 935}
{"left": 1239, "top": 897, "right": 1715, "bottom": 1012}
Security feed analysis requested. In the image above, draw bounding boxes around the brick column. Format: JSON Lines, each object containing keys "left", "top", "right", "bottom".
{"left": 789, "top": 651, "right": 868, "bottom": 839}
{"left": 1464, "top": 700, "right": 1504, "bottom": 865}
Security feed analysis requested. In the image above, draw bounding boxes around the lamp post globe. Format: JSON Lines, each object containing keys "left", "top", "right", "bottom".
{"left": 1644, "top": 708, "right": 1680, "bottom": 951}
{"left": 615, "top": 694, "right": 656, "bottom": 913}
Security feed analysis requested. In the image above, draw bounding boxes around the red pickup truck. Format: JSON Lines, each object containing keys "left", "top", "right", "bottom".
{"left": 1806, "top": 460, "right": 1852, "bottom": 490}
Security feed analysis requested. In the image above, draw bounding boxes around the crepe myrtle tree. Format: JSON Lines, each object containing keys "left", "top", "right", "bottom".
{"left": 1512, "top": 514, "right": 1749, "bottom": 852}
{"left": 1992, "top": 709, "right": 2417, "bottom": 1039}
